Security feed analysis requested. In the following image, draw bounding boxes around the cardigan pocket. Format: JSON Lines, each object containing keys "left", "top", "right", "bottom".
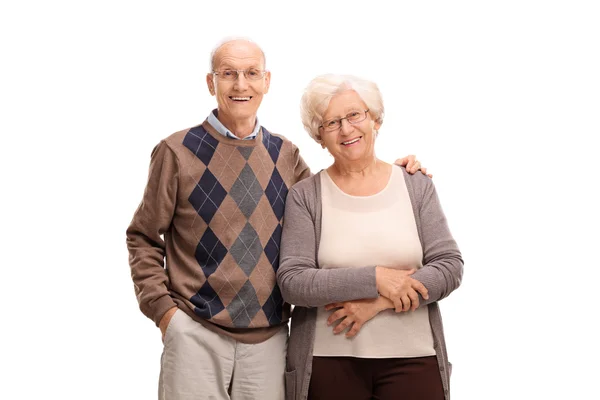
{"left": 284, "top": 369, "right": 296, "bottom": 400}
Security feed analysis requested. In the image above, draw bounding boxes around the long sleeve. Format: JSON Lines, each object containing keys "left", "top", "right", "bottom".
{"left": 410, "top": 175, "right": 464, "bottom": 307}
{"left": 126, "top": 141, "right": 179, "bottom": 326}
{"left": 277, "top": 184, "right": 379, "bottom": 307}
{"left": 291, "top": 143, "right": 312, "bottom": 182}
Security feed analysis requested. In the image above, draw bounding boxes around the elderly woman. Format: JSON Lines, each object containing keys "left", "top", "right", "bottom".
{"left": 277, "top": 74, "right": 463, "bottom": 400}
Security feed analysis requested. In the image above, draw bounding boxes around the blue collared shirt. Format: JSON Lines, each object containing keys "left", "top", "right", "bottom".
{"left": 207, "top": 109, "right": 260, "bottom": 140}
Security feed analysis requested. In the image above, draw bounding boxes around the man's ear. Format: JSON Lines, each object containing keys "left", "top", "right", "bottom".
{"left": 206, "top": 73, "right": 216, "bottom": 96}
{"left": 264, "top": 71, "right": 271, "bottom": 93}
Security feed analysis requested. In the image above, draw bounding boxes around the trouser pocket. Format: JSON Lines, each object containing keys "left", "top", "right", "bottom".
{"left": 284, "top": 369, "right": 296, "bottom": 400}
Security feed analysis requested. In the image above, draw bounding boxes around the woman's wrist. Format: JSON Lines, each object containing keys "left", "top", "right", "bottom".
{"left": 376, "top": 295, "right": 394, "bottom": 312}
{"left": 375, "top": 265, "right": 385, "bottom": 291}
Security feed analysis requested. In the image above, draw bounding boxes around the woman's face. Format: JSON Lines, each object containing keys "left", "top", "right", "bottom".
{"left": 319, "top": 90, "right": 381, "bottom": 165}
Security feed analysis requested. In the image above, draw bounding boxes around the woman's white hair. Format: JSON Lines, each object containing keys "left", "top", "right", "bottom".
{"left": 300, "top": 74, "right": 385, "bottom": 143}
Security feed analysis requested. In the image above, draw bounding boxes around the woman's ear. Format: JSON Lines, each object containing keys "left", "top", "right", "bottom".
{"left": 316, "top": 134, "right": 324, "bottom": 147}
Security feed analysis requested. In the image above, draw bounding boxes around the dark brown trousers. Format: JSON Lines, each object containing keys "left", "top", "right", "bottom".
{"left": 308, "top": 356, "right": 444, "bottom": 400}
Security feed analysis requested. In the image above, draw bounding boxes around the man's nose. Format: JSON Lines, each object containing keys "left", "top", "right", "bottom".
{"left": 233, "top": 72, "right": 249, "bottom": 90}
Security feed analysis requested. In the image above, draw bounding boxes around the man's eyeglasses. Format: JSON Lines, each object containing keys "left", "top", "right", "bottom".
{"left": 319, "top": 109, "right": 370, "bottom": 132}
{"left": 212, "top": 68, "right": 267, "bottom": 81}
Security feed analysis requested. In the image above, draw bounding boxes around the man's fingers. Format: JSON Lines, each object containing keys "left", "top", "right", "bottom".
{"left": 421, "top": 167, "right": 433, "bottom": 179}
{"left": 397, "top": 268, "right": 416, "bottom": 276}
{"left": 411, "top": 161, "right": 421, "bottom": 174}
{"left": 395, "top": 157, "right": 409, "bottom": 167}
{"left": 393, "top": 297, "right": 404, "bottom": 313}
{"left": 408, "top": 290, "right": 420, "bottom": 311}
{"left": 401, "top": 295, "right": 411, "bottom": 312}
{"left": 412, "top": 281, "right": 429, "bottom": 300}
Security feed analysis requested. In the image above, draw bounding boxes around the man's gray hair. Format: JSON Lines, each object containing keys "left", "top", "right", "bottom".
{"left": 300, "top": 74, "right": 385, "bottom": 143}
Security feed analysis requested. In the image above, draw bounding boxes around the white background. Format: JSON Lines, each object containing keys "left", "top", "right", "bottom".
{"left": 1, "top": 0, "right": 599, "bottom": 399}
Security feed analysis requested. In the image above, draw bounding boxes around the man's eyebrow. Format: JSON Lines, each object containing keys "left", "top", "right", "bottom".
{"left": 218, "top": 63, "right": 263, "bottom": 69}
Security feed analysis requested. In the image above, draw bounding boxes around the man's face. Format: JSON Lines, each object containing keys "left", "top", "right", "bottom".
{"left": 206, "top": 41, "right": 271, "bottom": 124}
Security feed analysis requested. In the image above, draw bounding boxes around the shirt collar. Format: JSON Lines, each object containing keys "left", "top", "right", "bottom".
{"left": 207, "top": 109, "right": 260, "bottom": 140}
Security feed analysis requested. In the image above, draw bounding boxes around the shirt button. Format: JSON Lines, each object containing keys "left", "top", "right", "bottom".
{"left": 440, "top": 366, "right": 445, "bottom": 372}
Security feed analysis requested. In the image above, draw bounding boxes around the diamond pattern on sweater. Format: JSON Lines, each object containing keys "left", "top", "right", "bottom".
{"left": 264, "top": 224, "right": 282, "bottom": 272}
{"left": 183, "top": 125, "right": 219, "bottom": 165}
{"left": 247, "top": 144, "right": 275, "bottom": 189}
{"left": 210, "top": 196, "right": 247, "bottom": 248}
{"left": 237, "top": 146, "right": 254, "bottom": 160}
{"left": 249, "top": 253, "right": 276, "bottom": 305}
{"left": 265, "top": 168, "right": 288, "bottom": 221}
{"left": 215, "top": 258, "right": 249, "bottom": 307}
{"left": 230, "top": 223, "right": 263, "bottom": 277}
{"left": 183, "top": 125, "right": 296, "bottom": 326}
{"left": 189, "top": 169, "right": 227, "bottom": 224}
{"left": 230, "top": 164, "right": 263, "bottom": 218}
{"left": 194, "top": 227, "right": 228, "bottom": 278}
{"left": 262, "top": 285, "right": 284, "bottom": 325}
{"left": 227, "top": 280, "right": 261, "bottom": 327}
{"left": 262, "top": 128, "right": 283, "bottom": 164}
{"left": 208, "top": 145, "right": 247, "bottom": 192}
{"left": 250, "top": 196, "right": 279, "bottom": 248}
{"left": 250, "top": 309, "right": 269, "bottom": 327}
{"left": 192, "top": 280, "right": 226, "bottom": 319}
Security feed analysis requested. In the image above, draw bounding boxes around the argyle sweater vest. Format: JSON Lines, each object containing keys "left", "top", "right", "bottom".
{"left": 127, "top": 121, "right": 311, "bottom": 333}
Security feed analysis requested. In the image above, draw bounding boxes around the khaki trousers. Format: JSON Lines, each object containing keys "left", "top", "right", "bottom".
{"left": 159, "top": 310, "right": 287, "bottom": 400}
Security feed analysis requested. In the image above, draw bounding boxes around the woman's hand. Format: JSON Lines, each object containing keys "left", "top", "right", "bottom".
{"left": 375, "top": 267, "right": 429, "bottom": 312}
{"left": 324, "top": 297, "right": 392, "bottom": 338}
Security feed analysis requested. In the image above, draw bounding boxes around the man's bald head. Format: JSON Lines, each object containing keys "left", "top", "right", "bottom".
{"left": 210, "top": 38, "right": 266, "bottom": 71}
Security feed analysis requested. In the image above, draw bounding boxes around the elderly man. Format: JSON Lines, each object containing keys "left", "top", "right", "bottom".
{"left": 126, "top": 38, "right": 425, "bottom": 400}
